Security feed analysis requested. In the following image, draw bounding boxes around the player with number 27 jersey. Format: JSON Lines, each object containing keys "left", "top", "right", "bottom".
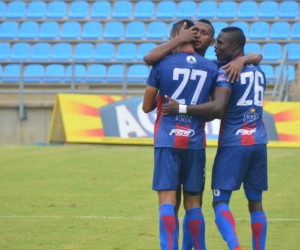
{"left": 215, "top": 64, "right": 268, "bottom": 146}
{"left": 147, "top": 51, "right": 218, "bottom": 149}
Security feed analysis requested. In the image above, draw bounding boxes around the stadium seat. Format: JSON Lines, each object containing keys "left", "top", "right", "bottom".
{"left": 3, "top": 64, "right": 20, "bottom": 82}
{"left": 168, "top": 21, "right": 176, "bottom": 35}
{"left": 0, "top": 21, "right": 18, "bottom": 39}
{"left": 231, "top": 21, "right": 249, "bottom": 37}
{"left": 24, "top": 64, "right": 44, "bottom": 82}
{"left": 31, "top": 42, "right": 51, "bottom": 60}
{"left": 270, "top": 22, "right": 290, "bottom": 40}
{"left": 94, "top": 43, "right": 115, "bottom": 61}
{"left": 136, "top": 43, "right": 156, "bottom": 61}
{"left": 278, "top": 1, "right": 298, "bottom": 19}
{"left": 103, "top": 21, "right": 124, "bottom": 39}
{"left": 237, "top": 1, "right": 258, "bottom": 19}
{"left": 91, "top": 1, "right": 111, "bottom": 18}
{"left": 26, "top": 1, "right": 46, "bottom": 18}
{"left": 107, "top": 64, "right": 125, "bottom": 82}
{"left": 258, "top": 1, "right": 278, "bottom": 18}
{"left": 261, "top": 43, "right": 282, "bottom": 61}
{"left": 291, "top": 22, "right": 300, "bottom": 40}
{"left": 39, "top": 21, "right": 59, "bottom": 39}
{"left": 60, "top": 22, "right": 80, "bottom": 39}
{"left": 284, "top": 43, "right": 300, "bottom": 61}
{"left": 46, "top": 1, "right": 67, "bottom": 19}
{"left": 51, "top": 43, "right": 72, "bottom": 60}
{"left": 205, "top": 45, "right": 216, "bottom": 60}
{"left": 44, "top": 64, "right": 65, "bottom": 83}
{"left": 260, "top": 64, "right": 274, "bottom": 82}
{"left": 156, "top": 1, "right": 176, "bottom": 19}
{"left": 127, "top": 64, "right": 149, "bottom": 83}
{"left": 197, "top": 1, "right": 217, "bottom": 18}
{"left": 134, "top": 1, "right": 155, "bottom": 19}
{"left": 69, "top": 1, "right": 89, "bottom": 19}
{"left": 0, "top": 2, "right": 6, "bottom": 18}
{"left": 217, "top": 1, "right": 237, "bottom": 19}
{"left": 82, "top": 22, "right": 102, "bottom": 39}
{"left": 112, "top": 1, "right": 132, "bottom": 18}
{"left": 73, "top": 43, "right": 94, "bottom": 61}
{"left": 0, "top": 65, "right": 2, "bottom": 82}
{"left": 249, "top": 22, "right": 270, "bottom": 39}
{"left": 10, "top": 42, "right": 30, "bottom": 61}
{"left": 275, "top": 65, "right": 295, "bottom": 82}
{"left": 147, "top": 21, "right": 168, "bottom": 40}
{"left": 18, "top": 21, "right": 39, "bottom": 39}
{"left": 6, "top": 1, "right": 26, "bottom": 19}
{"left": 212, "top": 22, "right": 228, "bottom": 38}
{"left": 125, "top": 21, "right": 146, "bottom": 40}
{"left": 244, "top": 42, "right": 261, "bottom": 54}
{"left": 65, "top": 64, "right": 86, "bottom": 82}
{"left": 176, "top": 1, "right": 197, "bottom": 18}
{"left": 116, "top": 43, "right": 137, "bottom": 61}
{"left": 0, "top": 43, "right": 10, "bottom": 60}
{"left": 86, "top": 64, "right": 106, "bottom": 82}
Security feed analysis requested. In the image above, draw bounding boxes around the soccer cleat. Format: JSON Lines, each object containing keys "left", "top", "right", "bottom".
{"left": 233, "top": 246, "right": 242, "bottom": 250}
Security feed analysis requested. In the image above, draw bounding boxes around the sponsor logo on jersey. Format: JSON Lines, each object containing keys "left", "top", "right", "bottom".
{"left": 169, "top": 127, "right": 195, "bottom": 137}
{"left": 217, "top": 74, "right": 227, "bottom": 82}
{"left": 186, "top": 55, "right": 197, "bottom": 64}
{"left": 175, "top": 114, "right": 193, "bottom": 123}
{"left": 243, "top": 111, "right": 259, "bottom": 124}
{"left": 236, "top": 128, "right": 257, "bottom": 135}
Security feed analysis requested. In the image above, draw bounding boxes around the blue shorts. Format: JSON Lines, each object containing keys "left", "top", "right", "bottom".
{"left": 211, "top": 144, "right": 268, "bottom": 191}
{"left": 153, "top": 148, "right": 206, "bottom": 194}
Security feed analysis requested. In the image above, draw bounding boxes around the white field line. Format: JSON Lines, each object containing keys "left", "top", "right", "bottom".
{"left": 1, "top": 215, "right": 300, "bottom": 222}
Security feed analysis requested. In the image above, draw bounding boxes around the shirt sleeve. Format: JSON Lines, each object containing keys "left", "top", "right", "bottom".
{"left": 216, "top": 68, "right": 232, "bottom": 88}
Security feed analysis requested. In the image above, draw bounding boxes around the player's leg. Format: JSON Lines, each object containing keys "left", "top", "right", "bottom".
{"left": 174, "top": 187, "right": 182, "bottom": 250}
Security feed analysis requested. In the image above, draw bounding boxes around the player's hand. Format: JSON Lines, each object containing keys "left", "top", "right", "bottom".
{"left": 178, "top": 22, "right": 198, "bottom": 44}
{"left": 221, "top": 57, "right": 245, "bottom": 83}
{"left": 162, "top": 95, "right": 180, "bottom": 115}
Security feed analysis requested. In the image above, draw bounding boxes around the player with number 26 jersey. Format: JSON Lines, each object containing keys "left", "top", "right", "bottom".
{"left": 147, "top": 51, "right": 218, "bottom": 149}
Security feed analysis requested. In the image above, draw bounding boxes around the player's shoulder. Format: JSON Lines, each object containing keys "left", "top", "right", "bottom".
{"left": 196, "top": 56, "right": 219, "bottom": 71}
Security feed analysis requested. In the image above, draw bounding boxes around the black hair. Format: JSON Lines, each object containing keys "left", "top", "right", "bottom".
{"left": 220, "top": 27, "right": 246, "bottom": 48}
{"left": 197, "top": 19, "right": 215, "bottom": 37}
{"left": 171, "top": 19, "right": 195, "bottom": 36}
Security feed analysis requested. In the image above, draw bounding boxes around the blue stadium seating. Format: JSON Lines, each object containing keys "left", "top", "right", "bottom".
{"left": 147, "top": 21, "right": 167, "bottom": 40}
{"left": 249, "top": 22, "right": 270, "bottom": 39}
{"left": 51, "top": 43, "right": 72, "bottom": 60}
{"left": 18, "top": 21, "right": 39, "bottom": 39}
{"left": 284, "top": 43, "right": 300, "bottom": 61}
{"left": 134, "top": 1, "right": 155, "bottom": 19}
{"left": 156, "top": 1, "right": 176, "bottom": 19}
{"left": 103, "top": 21, "right": 124, "bottom": 39}
{"left": 46, "top": 1, "right": 67, "bottom": 19}
{"left": 0, "top": 66, "right": 2, "bottom": 81}
{"left": 6, "top": 1, "right": 26, "bottom": 19}
{"left": 231, "top": 21, "right": 249, "bottom": 37}
{"left": 0, "top": 1, "right": 5, "bottom": 18}
{"left": 65, "top": 64, "right": 86, "bottom": 82}
{"left": 205, "top": 46, "right": 216, "bottom": 60}
{"left": 86, "top": 64, "right": 106, "bottom": 82}
{"left": 291, "top": 22, "right": 300, "bottom": 40}
{"left": 260, "top": 64, "right": 274, "bottom": 82}
{"left": 44, "top": 64, "right": 65, "bottom": 83}
{"left": 112, "top": 1, "right": 132, "bottom": 18}
{"left": 60, "top": 22, "right": 80, "bottom": 39}
{"left": 275, "top": 65, "right": 295, "bottom": 82}
{"left": 94, "top": 43, "right": 115, "bottom": 61}
{"left": 3, "top": 64, "right": 20, "bottom": 82}
{"left": 107, "top": 64, "right": 124, "bottom": 82}
{"left": 74, "top": 43, "right": 94, "bottom": 61}
{"left": 116, "top": 43, "right": 137, "bottom": 61}
{"left": 278, "top": 1, "right": 298, "bottom": 19}
{"left": 11, "top": 42, "right": 30, "bottom": 61}
{"left": 270, "top": 22, "right": 290, "bottom": 40}
{"left": 176, "top": 1, "right": 197, "bottom": 18}
{"left": 0, "top": 21, "right": 18, "bottom": 39}
{"left": 82, "top": 22, "right": 102, "bottom": 40}
{"left": 217, "top": 1, "right": 237, "bottom": 19}
{"left": 31, "top": 42, "right": 51, "bottom": 61}
{"left": 237, "top": 1, "right": 258, "bottom": 19}
{"left": 26, "top": 1, "right": 46, "bottom": 19}
{"left": 212, "top": 22, "right": 228, "bottom": 38}
{"left": 0, "top": 43, "right": 10, "bottom": 60}
{"left": 39, "top": 21, "right": 59, "bottom": 39}
{"left": 262, "top": 43, "right": 282, "bottom": 61}
{"left": 91, "top": 1, "right": 111, "bottom": 18}
{"left": 127, "top": 64, "right": 149, "bottom": 83}
{"left": 24, "top": 64, "right": 44, "bottom": 82}
{"left": 197, "top": 1, "right": 217, "bottom": 18}
{"left": 258, "top": 1, "right": 278, "bottom": 18}
{"left": 244, "top": 43, "right": 261, "bottom": 54}
{"left": 125, "top": 21, "right": 146, "bottom": 39}
{"left": 137, "top": 43, "right": 156, "bottom": 61}
{"left": 69, "top": 1, "right": 89, "bottom": 19}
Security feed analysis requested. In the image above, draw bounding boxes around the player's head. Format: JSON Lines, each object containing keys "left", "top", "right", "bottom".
{"left": 193, "top": 19, "right": 216, "bottom": 56}
{"left": 214, "top": 26, "right": 246, "bottom": 61}
{"left": 170, "top": 19, "right": 195, "bottom": 39}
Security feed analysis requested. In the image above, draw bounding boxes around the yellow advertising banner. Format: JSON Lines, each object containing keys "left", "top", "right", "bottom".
{"left": 48, "top": 94, "right": 300, "bottom": 148}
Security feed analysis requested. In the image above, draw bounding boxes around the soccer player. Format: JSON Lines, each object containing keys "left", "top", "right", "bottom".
{"left": 142, "top": 19, "right": 219, "bottom": 250}
{"left": 162, "top": 27, "right": 268, "bottom": 250}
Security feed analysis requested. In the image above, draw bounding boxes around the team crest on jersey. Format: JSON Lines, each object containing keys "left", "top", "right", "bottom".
{"left": 186, "top": 55, "right": 197, "bottom": 64}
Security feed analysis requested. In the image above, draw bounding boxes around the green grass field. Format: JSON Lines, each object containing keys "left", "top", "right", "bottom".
{"left": 0, "top": 145, "right": 299, "bottom": 250}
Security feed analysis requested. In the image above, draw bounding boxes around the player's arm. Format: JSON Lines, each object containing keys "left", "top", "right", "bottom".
{"left": 142, "top": 85, "right": 158, "bottom": 113}
{"left": 222, "top": 52, "right": 263, "bottom": 83}
{"left": 162, "top": 87, "right": 232, "bottom": 117}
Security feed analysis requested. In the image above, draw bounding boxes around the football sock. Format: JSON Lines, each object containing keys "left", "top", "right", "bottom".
{"left": 159, "top": 204, "right": 176, "bottom": 250}
{"left": 174, "top": 216, "right": 179, "bottom": 250}
{"left": 182, "top": 213, "right": 193, "bottom": 250}
{"left": 251, "top": 211, "right": 267, "bottom": 250}
{"left": 186, "top": 207, "right": 206, "bottom": 250}
{"left": 214, "top": 203, "right": 241, "bottom": 250}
